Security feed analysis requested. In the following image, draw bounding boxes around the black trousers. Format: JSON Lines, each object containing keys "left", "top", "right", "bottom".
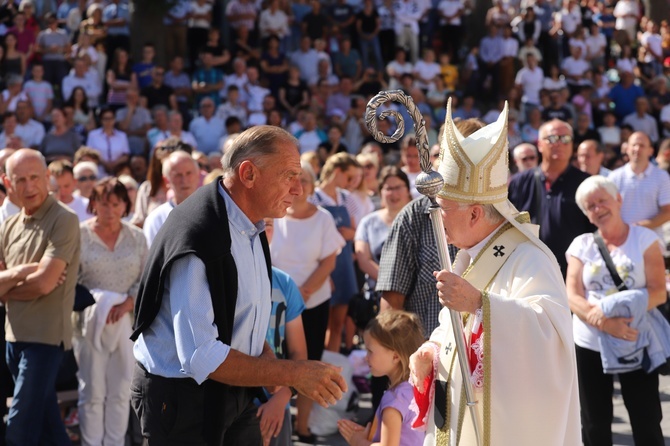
{"left": 575, "top": 345, "right": 664, "bottom": 446}
{"left": 130, "top": 362, "right": 262, "bottom": 446}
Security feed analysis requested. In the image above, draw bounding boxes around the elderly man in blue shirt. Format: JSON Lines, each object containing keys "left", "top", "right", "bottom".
{"left": 131, "top": 126, "right": 347, "bottom": 445}
{"left": 189, "top": 97, "right": 225, "bottom": 155}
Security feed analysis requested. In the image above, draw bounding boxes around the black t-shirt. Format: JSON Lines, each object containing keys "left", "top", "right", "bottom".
{"left": 357, "top": 79, "right": 383, "bottom": 97}
{"left": 541, "top": 106, "right": 573, "bottom": 123}
{"left": 357, "top": 10, "right": 378, "bottom": 34}
{"left": 282, "top": 80, "right": 308, "bottom": 108}
{"left": 141, "top": 84, "right": 175, "bottom": 109}
{"left": 303, "top": 13, "right": 329, "bottom": 40}
{"left": 330, "top": 4, "right": 355, "bottom": 25}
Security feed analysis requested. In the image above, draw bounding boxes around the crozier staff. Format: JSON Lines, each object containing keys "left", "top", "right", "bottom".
{"left": 130, "top": 125, "right": 347, "bottom": 445}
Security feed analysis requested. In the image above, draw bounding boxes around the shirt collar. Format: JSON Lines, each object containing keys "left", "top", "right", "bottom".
{"left": 218, "top": 181, "right": 265, "bottom": 240}
{"left": 465, "top": 222, "right": 505, "bottom": 262}
{"left": 22, "top": 195, "right": 56, "bottom": 222}
{"left": 624, "top": 162, "right": 653, "bottom": 178}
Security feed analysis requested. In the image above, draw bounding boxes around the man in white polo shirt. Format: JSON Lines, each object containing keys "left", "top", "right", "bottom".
{"left": 608, "top": 131, "right": 670, "bottom": 242}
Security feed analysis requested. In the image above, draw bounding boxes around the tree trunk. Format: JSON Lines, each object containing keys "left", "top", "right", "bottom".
{"left": 129, "top": 0, "right": 171, "bottom": 67}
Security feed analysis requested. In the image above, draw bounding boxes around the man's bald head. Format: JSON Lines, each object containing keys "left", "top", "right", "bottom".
{"left": 5, "top": 148, "right": 46, "bottom": 178}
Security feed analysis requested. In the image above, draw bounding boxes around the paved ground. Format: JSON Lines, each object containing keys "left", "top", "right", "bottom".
{"left": 297, "top": 374, "right": 670, "bottom": 446}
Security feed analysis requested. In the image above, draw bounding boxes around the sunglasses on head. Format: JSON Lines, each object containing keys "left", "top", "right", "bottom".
{"left": 543, "top": 135, "right": 573, "bottom": 144}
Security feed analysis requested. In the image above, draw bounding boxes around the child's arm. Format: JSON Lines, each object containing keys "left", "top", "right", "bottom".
{"left": 338, "top": 407, "right": 402, "bottom": 446}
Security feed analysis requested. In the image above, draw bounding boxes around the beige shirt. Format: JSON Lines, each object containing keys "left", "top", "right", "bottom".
{"left": 0, "top": 195, "right": 80, "bottom": 349}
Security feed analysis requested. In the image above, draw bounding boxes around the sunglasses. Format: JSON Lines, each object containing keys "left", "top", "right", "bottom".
{"left": 77, "top": 175, "right": 97, "bottom": 182}
{"left": 543, "top": 135, "right": 573, "bottom": 144}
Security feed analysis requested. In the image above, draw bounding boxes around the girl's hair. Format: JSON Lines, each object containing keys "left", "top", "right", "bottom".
{"left": 366, "top": 310, "right": 425, "bottom": 388}
{"left": 379, "top": 165, "right": 410, "bottom": 190}
{"left": 319, "top": 152, "right": 360, "bottom": 183}
{"left": 66, "top": 86, "right": 90, "bottom": 114}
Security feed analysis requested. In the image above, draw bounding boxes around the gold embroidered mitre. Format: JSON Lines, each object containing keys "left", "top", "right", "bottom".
{"left": 437, "top": 98, "right": 509, "bottom": 204}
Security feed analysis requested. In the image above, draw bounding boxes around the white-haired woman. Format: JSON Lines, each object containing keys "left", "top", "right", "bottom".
{"left": 566, "top": 175, "right": 667, "bottom": 446}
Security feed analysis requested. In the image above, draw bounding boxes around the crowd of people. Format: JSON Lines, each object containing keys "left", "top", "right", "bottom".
{"left": 0, "top": 0, "right": 667, "bottom": 444}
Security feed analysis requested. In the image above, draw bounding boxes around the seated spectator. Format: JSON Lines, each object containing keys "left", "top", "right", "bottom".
{"left": 146, "top": 105, "right": 171, "bottom": 151}
{"left": 132, "top": 42, "right": 156, "bottom": 90}
{"left": 189, "top": 97, "right": 224, "bottom": 154}
{"left": 294, "top": 111, "right": 326, "bottom": 153}
{"left": 576, "top": 139, "right": 611, "bottom": 176}
{"left": 8, "top": 12, "right": 36, "bottom": 61}
{"left": 116, "top": 87, "right": 152, "bottom": 156}
{"left": 86, "top": 107, "right": 130, "bottom": 174}
{"left": 452, "top": 95, "right": 481, "bottom": 120}
{"left": 413, "top": 48, "right": 441, "bottom": 92}
{"left": 62, "top": 57, "right": 102, "bottom": 108}
{"left": 317, "top": 124, "right": 349, "bottom": 164}
{"left": 40, "top": 108, "right": 82, "bottom": 162}
{"left": 243, "top": 66, "right": 271, "bottom": 125}
{"left": 0, "top": 112, "right": 23, "bottom": 150}
{"left": 143, "top": 151, "right": 200, "bottom": 246}
{"left": 69, "top": 32, "right": 100, "bottom": 68}
{"left": 164, "top": 111, "right": 197, "bottom": 148}
{"left": 73, "top": 160, "right": 99, "bottom": 199}
{"left": 515, "top": 53, "right": 544, "bottom": 110}
{"left": 542, "top": 89, "right": 573, "bottom": 122}
{"left": 130, "top": 137, "right": 192, "bottom": 228}
{"left": 308, "top": 58, "right": 339, "bottom": 89}
{"left": 259, "top": 35, "right": 289, "bottom": 96}
{"left": 201, "top": 27, "right": 231, "bottom": 71}
{"left": 23, "top": 64, "right": 54, "bottom": 123}
{"left": 106, "top": 48, "right": 137, "bottom": 110}
{"left": 140, "top": 66, "right": 177, "bottom": 111}
{"left": 65, "top": 86, "right": 96, "bottom": 133}
{"left": 192, "top": 49, "right": 224, "bottom": 107}
{"left": 598, "top": 111, "right": 622, "bottom": 153}
{"left": 521, "top": 107, "right": 542, "bottom": 145}
{"left": 0, "top": 75, "right": 29, "bottom": 113}
{"left": 326, "top": 77, "right": 354, "bottom": 120}
{"left": 511, "top": 143, "right": 539, "bottom": 175}
{"left": 163, "top": 56, "right": 191, "bottom": 112}
{"left": 36, "top": 12, "right": 70, "bottom": 87}
{"left": 48, "top": 159, "right": 93, "bottom": 221}
{"left": 332, "top": 35, "right": 362, "bottom": 79}
{"left": 290, "top": 35, "right": 320, "bottom": 83}
{"left": 543, "top": 64, "right": 568, "bottom": 91}
{"left": 14, "top": 100, "right": 45, "bottom": 149}
{"left": 623, "top": 97, "right": 660, "bottom": 144}
{"left": 117, "top": 173, "right": 139, "bottom": 222}
{"left": 561, "top": 45, "right": 591, "bottom": 94}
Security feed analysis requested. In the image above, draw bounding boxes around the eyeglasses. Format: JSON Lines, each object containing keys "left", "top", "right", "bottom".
{"left": 543, "top": 134, "right": 573, "bottom": 144}
{"left": 521, "top": 156, "right": 537, "bottom": 162}
{"left": 77, "top": 175, "right": 97, "bottom": 182}
{"left": 381, "top": 185, "right": 407, "bottom": 192}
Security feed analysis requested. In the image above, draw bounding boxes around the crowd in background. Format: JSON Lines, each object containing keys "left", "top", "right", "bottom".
{"left": 0, "top": 0, "right": 668, "bottom": 444}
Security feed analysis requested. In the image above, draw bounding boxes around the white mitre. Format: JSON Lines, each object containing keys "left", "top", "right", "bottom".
{"left": 437, "top": 98, "right": 557, "bottom": 263}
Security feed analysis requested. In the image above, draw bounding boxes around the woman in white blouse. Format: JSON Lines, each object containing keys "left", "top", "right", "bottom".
{"left": 75, "top": 178, "right": 148, "bottom": 446}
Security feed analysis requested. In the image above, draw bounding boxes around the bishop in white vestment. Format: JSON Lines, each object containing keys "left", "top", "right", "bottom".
{"left": 409, "top": 99, "right": 582, "bottom": 446}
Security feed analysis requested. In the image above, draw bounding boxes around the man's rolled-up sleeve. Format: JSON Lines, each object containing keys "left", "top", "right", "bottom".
{"left": 169, "top": 255, "right": 230, "bottom": 384}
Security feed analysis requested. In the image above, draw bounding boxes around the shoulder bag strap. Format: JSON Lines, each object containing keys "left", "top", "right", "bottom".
{"left": 533, "top": 168, "right": 543, "bottom": 225}
{"left": 593, "top": 231, "right": 628, "bottom": 291}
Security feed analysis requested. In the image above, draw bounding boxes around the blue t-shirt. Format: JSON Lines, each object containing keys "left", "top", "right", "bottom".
{"left": 266, "top": 267, "right": 305, "bottom": 359}
{"left": 133, "top": 62, "right": 155, "bottom": 90}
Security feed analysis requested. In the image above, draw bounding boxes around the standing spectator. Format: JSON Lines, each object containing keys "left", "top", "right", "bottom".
{"left": 14, "top": 99, "right": 44, "bottom": 149}
{"left": 140, "top": 66, "right": 177, "bottom": 111}
{"left": 613, "top": 0, "right": 639, "bottom": 44}
{"left": 542, "top": 89, "right": 573, "bottom": 122}
{"left": 187, "top": 0, "right": 213, "bottom": 70}
{"left": 86, "top": 107, "right": 130, "bottom": 174}
{"left": 0, "top": 149, "right": 80, "bottom": 446}
{"left": 326, "top": 77, "right": 353, "bottom": 119}
{"left": 566, "top": 175, "right": 666, "bottom": 446}
{"left": 0, "top": 112, "right": 21, "bottom": 149}
{"left": 192, "top": 50, "right": 224, "bottom": 107}
{"left": 165, "top": 110, "right": 198, "bottom": 148}
{"left": 35, "top": 12, "right": 70, "bottom": 87}
{"left": 106, "top": 48, "right": 137, "bottom": 111}
{"left": 23, "top": 63, "right": 53, "bottom": 123}
{"left": 509, "top": 119, "right": 594, "bottom": 276}
{"left": 561, "top": 45, "right": 590, "bottom": 95}
{"left": 301, "top": 0, "right": 328, "bottom": 41}
{"left": 377, "top": 0, "right": 395, "bottom": 63}
{"left": 258, "top": 0, "right": 289, "bottom": 49}
{"left": 75, "top": 178, "right": 147, "bottom": 446}
{"left": 573, "top": 112, "right": 600, "bottom": 147}
{"left": 40, "top": 107, "right": 82, "bottom": 162}
{"left": 639, "top": 20, "right": 664, "bottom": 77}
{"left": 79, "top": 5, "right": 107, "bottom": 48}
{"left": 479, "top": 25, "right": 503, "bottom": 101}
{"left": 163, "top": 0, "right": 189, "bottom": 64}
{"left": 3, "top": 33, "right": 25, "bottom": 78}
{"left": 499, "top": 25, "right": 519, "bottom": 93}
{"left": 270, "top": 162, "right": 343, "bottom": 443}
{"left": 329, "top": 0, "right": 356, "bottom": 41}
{"left": 0, "top": 75, "right": 28, "bottom": 114}
{"left": 226, "top": 0, "right": 258, "bottom": 41}
{"left": 260, "top": 36, "right": 289, "bottom": 97}
{"left": 132, "top": 43, "right": 156, "bottom": 90}
{"left": 515, "top": 53, "right": 544, "bottom": 113}
{"left": 332, "top": 36, "right": 362, "bottom": 80}
{"left": 102, "top": 0, "right": 131, "bottom": 61}
{"left": 310, "top": 153, "right": 361, "bottom": 353}
{"left": 356, "top": 0, "right": 383, "bottom": 71}
{"left": 189, "top": 97, "right": 224, "bottom": 154}
{"left": 290, "top": 36, "right": 319, "bottom": 83}
{"left": 116, "top": 87, "right": 152, "bottom": 156}
{"left": 143, "top": 151, "right": 200, "bottom": 246}
{"left": 8, "top": 12, "right": 36, "bottom": 59}
{"left": 577, "top": 139, "right": 611, "bottom": 176}
{"left": 585, "top": 22, "right": 606, "bottom": 68}
{"left": 62, "top": 58, "right": 102, "bottom": 108}
{"left": 393, "top": 0, "right": 423, "bottom": 63}
{"left": 48, "top": 159, "right": 93, "bottom": 222}
{"left": 622, "top": 97, "right": 660, "bottom": 145}
{"left": 413, "top": 48, "right": 441, "bottom": 92}
{"left": 438, "top": 0, "right": 464, "bottom": 64}
{"left": 216, "top": 85, "right": 248, "bottom": 128}
{"left": 609, "top": 132, "right": 670, "bottom": 241}
{"left": 386, "top": 48, "right": 413, "bottom": 91}
{"left": 511, "top": 142, "right": 539, "bottom": 174}
{"left": 243, "top": 66, "right": 271, "bottom": 126}
{"left": 202, "top": 28, "right": 232, "bottom": 71}
{"left": 146, "top": 105, "right": 171, "bottom": 151}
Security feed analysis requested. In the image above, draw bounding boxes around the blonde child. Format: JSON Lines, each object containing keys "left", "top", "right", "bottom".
{"left": 337, "top": 311, "right": 425, "bottom": 446}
